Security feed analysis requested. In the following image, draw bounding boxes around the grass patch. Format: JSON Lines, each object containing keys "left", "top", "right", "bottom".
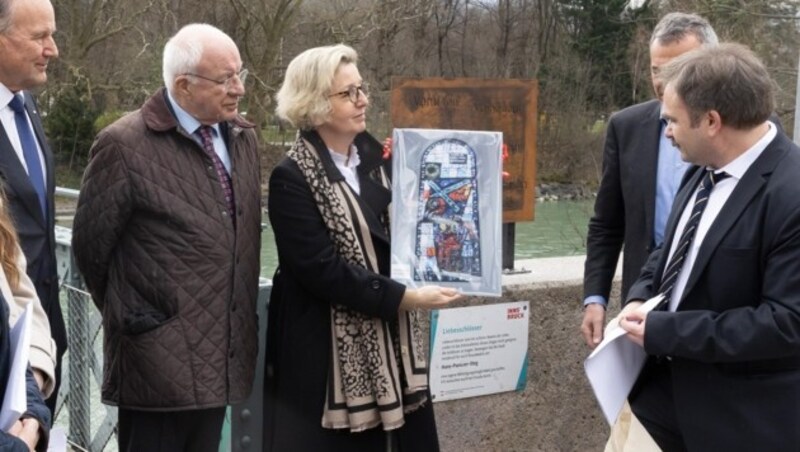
{"left": 261, "top": 125, "right": 295, "bottom": 145}
{"left": 55, "top": 164, "right": 84, "bottom": 190}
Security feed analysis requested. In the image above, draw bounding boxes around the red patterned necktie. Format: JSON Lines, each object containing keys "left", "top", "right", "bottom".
{"left": 197, "top": 126, "right": 235, "bottom": 226}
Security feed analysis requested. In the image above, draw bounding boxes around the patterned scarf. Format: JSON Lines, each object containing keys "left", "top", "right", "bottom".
{"left": 287, "top": 131, "right": 429, "bottom": 432}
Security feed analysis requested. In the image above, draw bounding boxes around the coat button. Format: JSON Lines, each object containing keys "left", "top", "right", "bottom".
{"left": 371, "top": 280, "right": 380, "bottom": 290}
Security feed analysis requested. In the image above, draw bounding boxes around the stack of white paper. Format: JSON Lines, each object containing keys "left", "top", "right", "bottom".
{"left": 1, "top": 302, "right": 32, "bottom": 431}
{"left": 584, "top": 295, "right": 664, "bottom": 425}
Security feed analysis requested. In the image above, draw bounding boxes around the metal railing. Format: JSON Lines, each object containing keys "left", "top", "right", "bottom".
{"left": 54, "top": 225, "right": 117, "bottom": 451}
{"left": 52, "top": 195, "right": 269, "bottom": 451}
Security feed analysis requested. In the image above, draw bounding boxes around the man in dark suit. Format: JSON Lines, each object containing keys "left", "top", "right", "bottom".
{"left": 619, "top": 43, "right": 800, "bottom": 452}
{"left": 581, "top": 13, "right": 719, "bottom": 348}
{"left": 0, "top": 0, "right": 62, "bottom": 414}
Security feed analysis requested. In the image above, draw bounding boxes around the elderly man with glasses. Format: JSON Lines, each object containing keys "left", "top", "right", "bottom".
{"left": 71, "top": 23, "right": 261, "bottom": 452}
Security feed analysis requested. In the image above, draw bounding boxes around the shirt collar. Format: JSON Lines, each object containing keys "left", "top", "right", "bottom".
{"left": 0, "top": 83, "right": 17, "bottom": 110}
{"left": 328, "top": 144, "right": 361, "bottom": 169}
{"left": 166, "top": 89, "right": 220, "bottom": 137}
{"left": 715, "top": 121, "right": 776, "bottom": 180}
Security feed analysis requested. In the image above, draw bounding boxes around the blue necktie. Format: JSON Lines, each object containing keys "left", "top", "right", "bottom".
{"left": 8, "top": 94, "right": 46, "bottom": 217}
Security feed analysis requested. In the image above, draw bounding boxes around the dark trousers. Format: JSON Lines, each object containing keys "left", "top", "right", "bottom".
{"left": 629, "top": 358, "right": 687, "bottom": 452}
{"left": 118, "top": 406, "right": 226, "bottom": 452}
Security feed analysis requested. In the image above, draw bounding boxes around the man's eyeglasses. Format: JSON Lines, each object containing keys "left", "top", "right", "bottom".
{"left": 328, "top": 82, "right": 369, "bottom": 104}
{"left": 184, "top": 69, "right": 249, "bottom": 91}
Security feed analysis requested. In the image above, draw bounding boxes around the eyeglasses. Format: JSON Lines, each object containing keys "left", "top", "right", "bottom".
{"left": 328, "top": 82, "right": 369, "bottom": 104}
{"left": 184, "top": 69, "right": 249, "bottom": 91}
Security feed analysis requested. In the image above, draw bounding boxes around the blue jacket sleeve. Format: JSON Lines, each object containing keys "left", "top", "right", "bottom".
{"left": 21, "top": 365, "right": 50, "bottom": 452}
{"left": 0, "top": 432, "right": 27, "bottom": 452}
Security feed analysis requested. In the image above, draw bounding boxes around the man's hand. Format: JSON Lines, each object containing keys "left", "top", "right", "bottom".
{"left": 9, "top": 418, "right": 39, "bottom": 451}
{"left": 618, "top": 300, "right": 643, "bottom": 318}
{"left": 619, "top": 308, "right": 647, "bottom": 347}
{"left": 580, "top": 304, "right": 606, "bottom": 348}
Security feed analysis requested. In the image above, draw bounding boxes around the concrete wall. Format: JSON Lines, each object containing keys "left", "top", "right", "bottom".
{"left": 435, "top": 256, "right": 622, "bottom": 452}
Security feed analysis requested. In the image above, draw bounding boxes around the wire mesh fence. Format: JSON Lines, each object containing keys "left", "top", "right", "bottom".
{"left": 54, "top": 285, "right": 118, "bottom": 452}
{"left": 53, "top": 225, "right": 118, "bottom": 452}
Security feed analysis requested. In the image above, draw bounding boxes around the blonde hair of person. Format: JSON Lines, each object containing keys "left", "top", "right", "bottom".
{"left": 275, "top": 44, "right": 358, "bottom": 130}
{"left": 0, "top": 187, "right": 19, "bottom": 289}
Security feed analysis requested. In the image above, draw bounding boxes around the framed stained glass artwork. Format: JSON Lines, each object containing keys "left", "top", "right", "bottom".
{"left": 391, "top": 129, "right": 502, "bottom": 296}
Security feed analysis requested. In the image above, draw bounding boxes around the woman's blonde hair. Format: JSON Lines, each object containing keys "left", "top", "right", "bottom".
{"left": 0, "top": 186, "right": 20, "bottom": 289}
{"left": 275, "top": 44, "right": 358, "bottom": 130}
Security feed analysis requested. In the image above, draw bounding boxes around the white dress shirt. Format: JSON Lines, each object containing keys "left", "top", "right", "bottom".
{"left": 329, "top": 145, "right": 361, "bottom": 195}
{"left": 166, "top": 90, "right": 232, "bottom": 173}
{"left": 665, "top": 122, "right": 777, "bottom": 311}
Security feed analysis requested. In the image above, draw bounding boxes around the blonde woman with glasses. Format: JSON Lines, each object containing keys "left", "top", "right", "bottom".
{"left": 265, "top": 44, "right": 461, "bottom": 452}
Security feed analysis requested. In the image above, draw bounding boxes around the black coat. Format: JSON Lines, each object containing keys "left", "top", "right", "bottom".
{"left": 0, "top": 92, "right": 62, "bottom": 404}
{"left": 584, "top": 101, "right": 785, "bottom": 304}
{"left": 264, "top": 131, "right": 439, "bottom": 452}
{"left": 628, "top": 132, "right": 800, "bottom": 451}
{"left": 584, "top": 100, "right": 663, "bottom": 302}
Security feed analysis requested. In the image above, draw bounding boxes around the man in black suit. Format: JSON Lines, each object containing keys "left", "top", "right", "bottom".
{"left": 620, "top": 43, "right": 800, "bottom": 452}
{"left": 0, "top": 0, "right": 62, "bottom": 414}
{"left": 581, "top": 13, "right": 718, "bottom": 348}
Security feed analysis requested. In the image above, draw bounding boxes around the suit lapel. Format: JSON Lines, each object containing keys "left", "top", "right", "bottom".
{"left": 641, "top": 100, "right": 663, "bottom": 248}
{"left": 679, "top": 138, "right": 786, "bottom": 304}
{"left": 353, "top": 132, "right": 391, "bottom": 246}
{"left": 0, "top": 94, "right": 46, "bottom": 227}
{"left": 25, "top": 93, "right": 53, "bottom": 230}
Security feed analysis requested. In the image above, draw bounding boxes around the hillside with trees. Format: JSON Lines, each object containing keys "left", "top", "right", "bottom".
{"left": 43, "top": 0, "right": 800, "bottom": 186}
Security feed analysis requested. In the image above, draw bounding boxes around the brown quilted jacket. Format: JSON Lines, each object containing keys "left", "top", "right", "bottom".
{"left": 72, "top": 88, "right": 262, "bottom": 410}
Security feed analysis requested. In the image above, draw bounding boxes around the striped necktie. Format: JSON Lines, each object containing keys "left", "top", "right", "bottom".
{"left": 658, "top": 170, "right": 730, "bottom": 300}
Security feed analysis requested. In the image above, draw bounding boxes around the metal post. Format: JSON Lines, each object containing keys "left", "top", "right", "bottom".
{"left": 794, "top": 50, "right": 800, "bottom": 145}
{"left": 230, "top": 280, "right": 272, "bottom": 451}
{"left": 502, "top": 223, "right": 515, "bottom": 270}
{"left": 66, "top": 253, "right": 91, "bottom": 449}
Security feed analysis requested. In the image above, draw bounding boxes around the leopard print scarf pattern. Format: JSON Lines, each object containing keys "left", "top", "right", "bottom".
{"left": 287, "top": 132, "right": 429, "bottom": 432}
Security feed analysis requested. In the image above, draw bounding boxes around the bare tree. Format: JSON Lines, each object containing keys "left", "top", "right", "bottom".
{"left": 226, "top": 0, "right": 303, "bottom": 129}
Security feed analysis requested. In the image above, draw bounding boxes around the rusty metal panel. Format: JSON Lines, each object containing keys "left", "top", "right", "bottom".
{"left": 390, "top": 77, "right": 538, "bottom": 222}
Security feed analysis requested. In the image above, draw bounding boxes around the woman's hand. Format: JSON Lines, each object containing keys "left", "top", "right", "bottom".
{"left": 400, "top": 286, "right": 462, "bottom": 311}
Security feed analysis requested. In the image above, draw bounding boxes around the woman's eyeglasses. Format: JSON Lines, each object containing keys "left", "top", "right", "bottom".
{"left": 328, "top": 82, "right": 369, "bottom": 104}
